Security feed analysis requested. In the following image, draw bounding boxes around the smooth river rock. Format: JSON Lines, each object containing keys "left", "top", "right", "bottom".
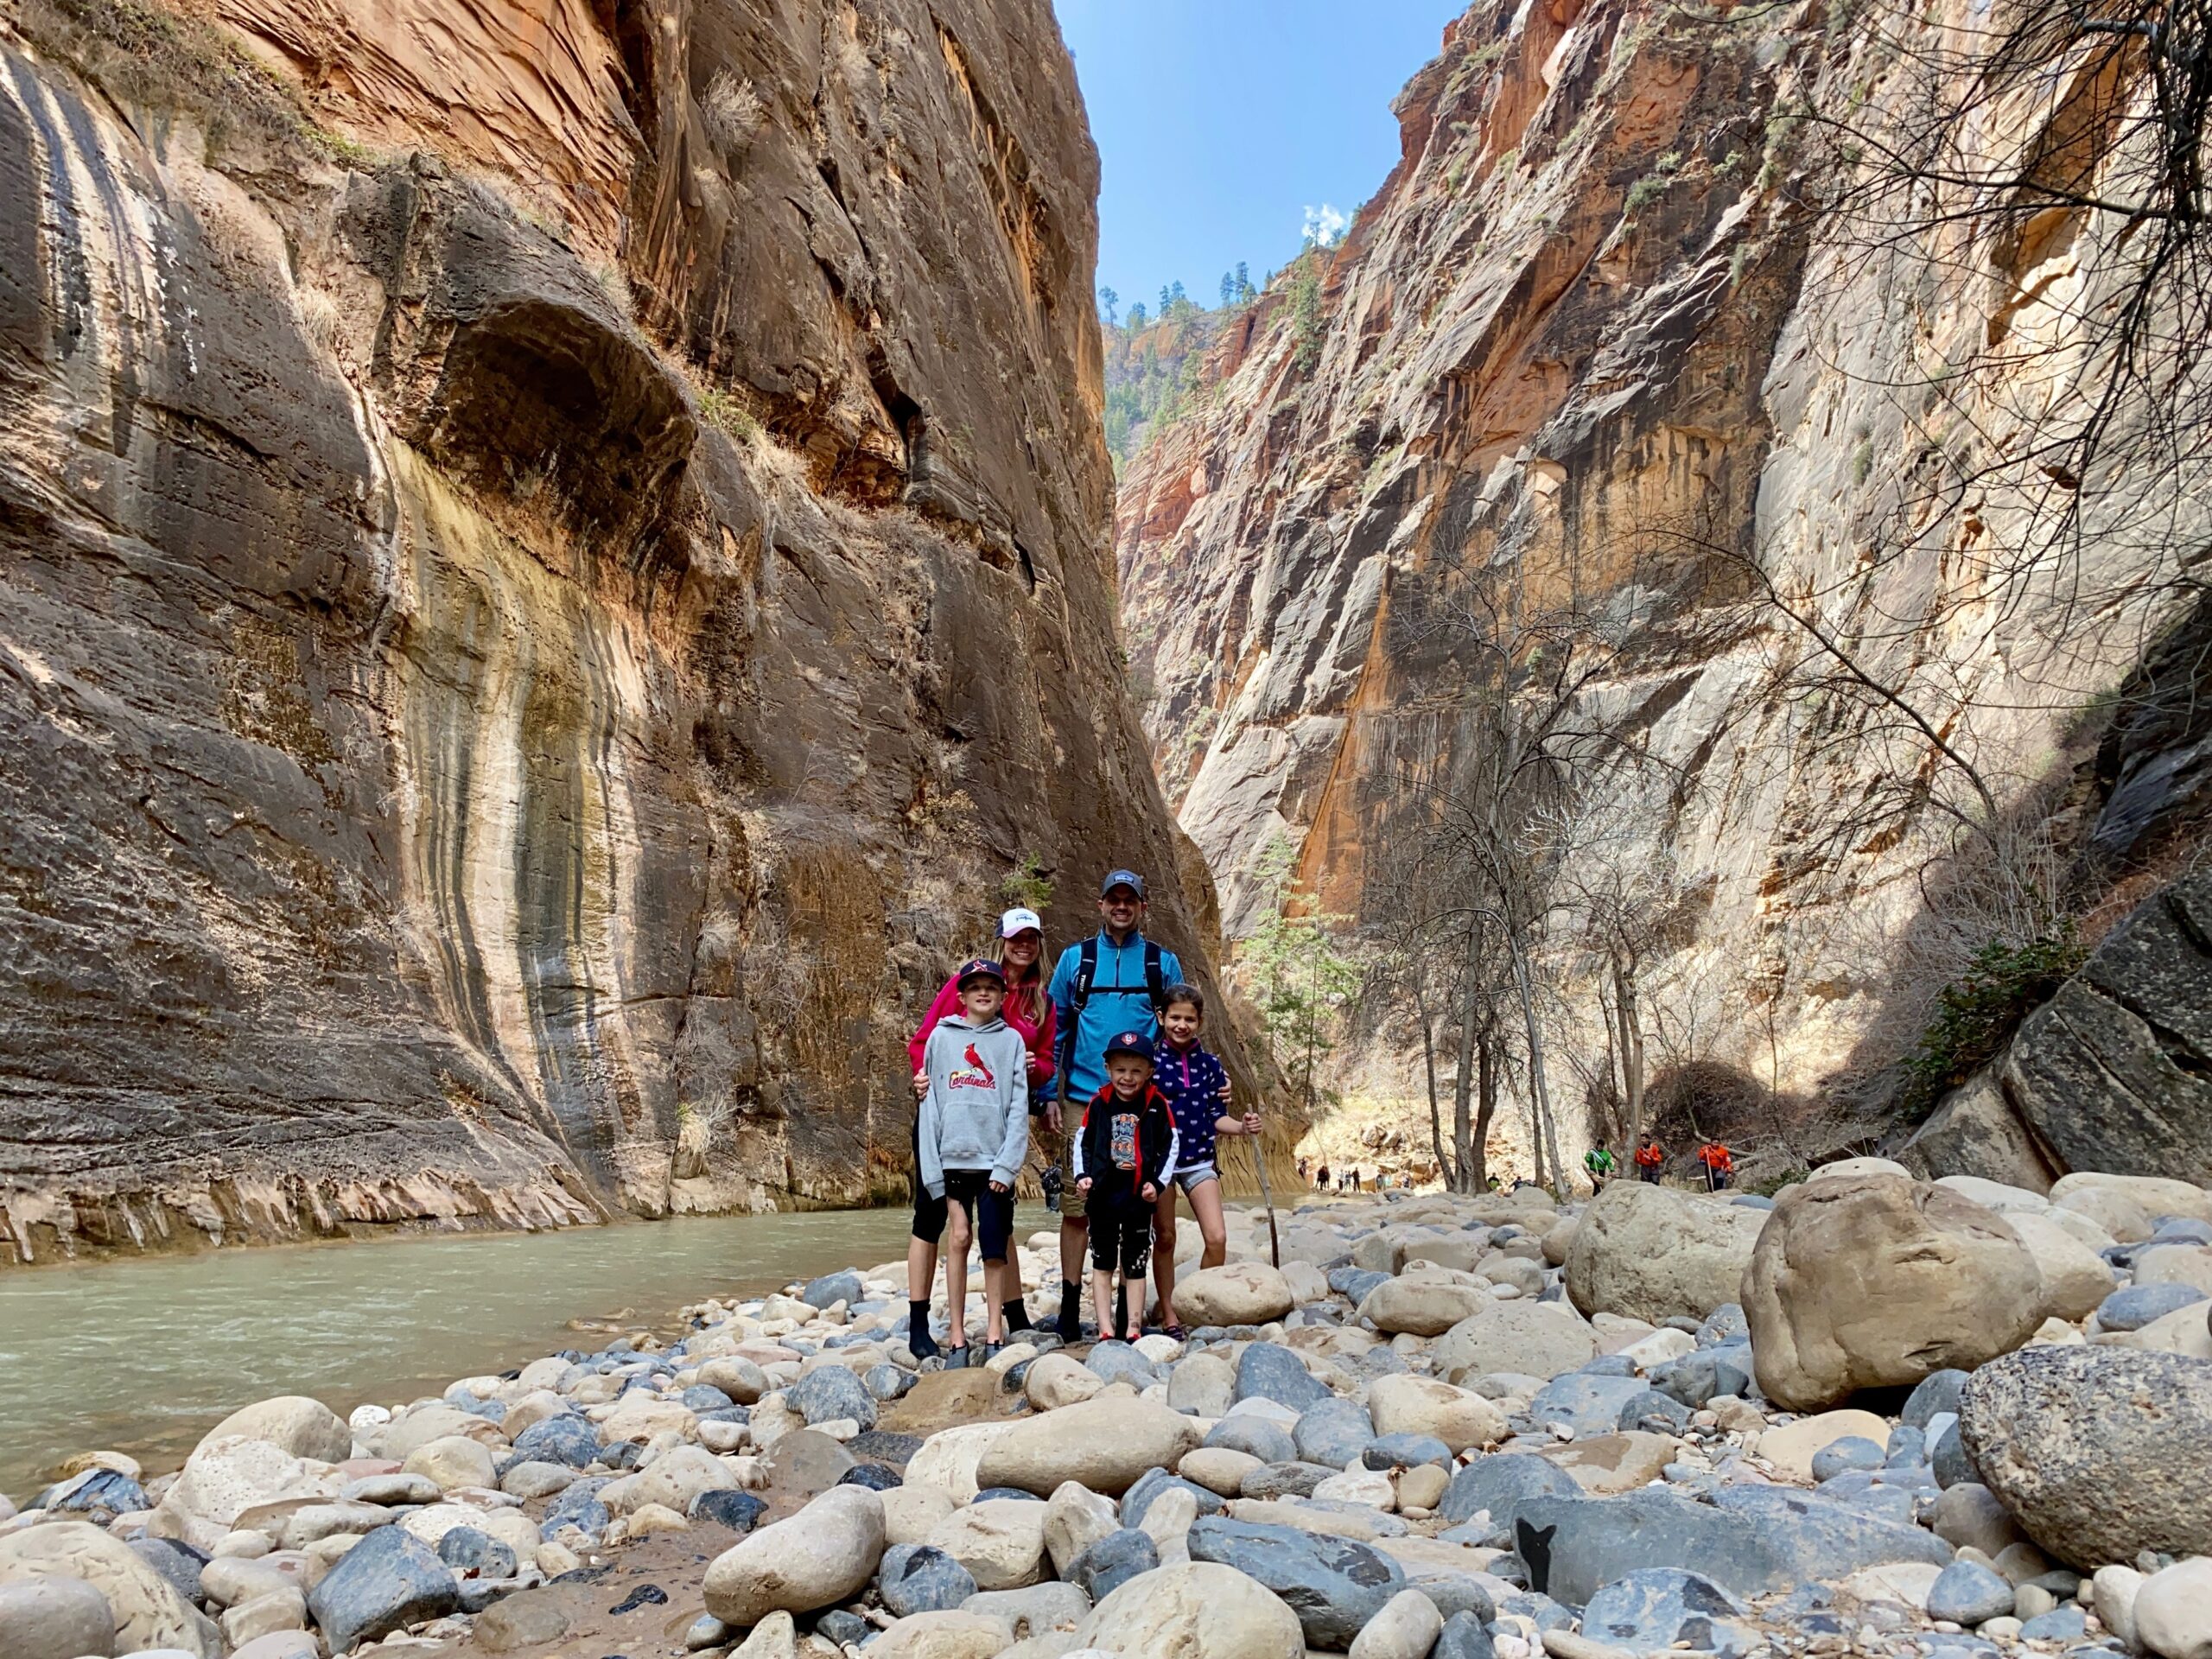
{"left": 194, "top": 1399, "right": 353, "bottom": 1465}
{"left": 703, "top": 1485, "right": 887, "bottom": 1624}
{"left": 1173, "top": 1262, "right": 1295, "bottom": 1326}
{"left": 1743, "top": 1173, "right": 2044, "bottom": 1409}
{"left": 0, "top": 1522, "right": 215, "bottom": 1658}
{"left": 0, "top": 1573, "right": 119, "bottom": 1659}
{"left": 1186, "top": 1515, "right": 1405, "bottom": 1648}
{"left": 1074, "top": 1560, "right": 1306, "bottom": 1659}
{"left": 974, "top": 1396, "right": 1203, "bottom": 1497}
{"left": 1566, "top": 1182, "right": 1767, "bottom": 1325}
{"left": 304, "top": 1524, "right": 459, "bottom": 1656}
{"left": 1433, "top": 1300, "right": 1599, "bottom": 1385}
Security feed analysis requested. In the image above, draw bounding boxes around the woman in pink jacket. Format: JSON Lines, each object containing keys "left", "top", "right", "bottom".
{"left": 902, "top": 909, "right": 1056, "bottom": 1353}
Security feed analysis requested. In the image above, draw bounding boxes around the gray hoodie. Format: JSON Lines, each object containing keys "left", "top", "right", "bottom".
{"left": 918, "top": 1013, "right": 1031, "bottom": 1198}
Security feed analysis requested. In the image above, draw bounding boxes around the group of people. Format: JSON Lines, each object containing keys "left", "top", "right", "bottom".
{"left": 1300, "top": 1160, "right": 1374, "bottom": 1193}
{"left": 902, "top": 868, "right": 1262, "bottom": 1363}
{"left": 1585, "top": 1134, "right": 1735, "bottom": 1192}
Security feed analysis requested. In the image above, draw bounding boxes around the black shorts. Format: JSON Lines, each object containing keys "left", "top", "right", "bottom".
{"left": 912, "top": 1116, "right": 947, "bottom": 1243}
{"left": 1088, "top": 1197, "right": 1152, "bottom": 1277}
{"left": 941, "top": 1169, "right": 1014, "bottom": 1262}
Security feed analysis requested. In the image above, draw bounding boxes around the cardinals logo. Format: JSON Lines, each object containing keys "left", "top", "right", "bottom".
{"left": 947, "top": 1041, "right": 998, "bottom": 1091}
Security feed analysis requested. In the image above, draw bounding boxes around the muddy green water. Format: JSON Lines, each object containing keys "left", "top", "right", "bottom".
{"left": 0, "top": 1205, "right": 1052, "bottom": 1503}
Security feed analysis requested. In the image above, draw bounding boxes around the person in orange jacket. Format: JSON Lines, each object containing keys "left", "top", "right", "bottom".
{"left": 1634, "top": 1134, "right": 1666, "bottom": 1183}
{"left": 1698, "top": 1141, "right": 1735, "bottom": 1192}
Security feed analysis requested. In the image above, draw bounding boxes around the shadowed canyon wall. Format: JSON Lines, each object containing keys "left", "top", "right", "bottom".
{"left": 1117, "top": 0, "right": 2207, "bottom": 1155}
{"left": 0, "top": 0, "right": 1226, "bottom": 1262}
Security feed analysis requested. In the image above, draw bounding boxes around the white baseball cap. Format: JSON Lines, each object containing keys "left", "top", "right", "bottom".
{"left": 1000, "top": 907, "right": 1044, "bottom": 937}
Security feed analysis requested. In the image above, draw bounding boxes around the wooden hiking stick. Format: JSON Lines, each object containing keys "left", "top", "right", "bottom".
{"left": 1249, "top": 1112, "right": 1281, "bottom": 1268}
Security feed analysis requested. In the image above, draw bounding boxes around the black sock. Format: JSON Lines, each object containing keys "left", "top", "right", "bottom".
{"left": 1002, "top": 1296, "right": 1031, "bottom": 1332}
{"left": 908, "top": 1298, "right": 930, "bottom": 1343}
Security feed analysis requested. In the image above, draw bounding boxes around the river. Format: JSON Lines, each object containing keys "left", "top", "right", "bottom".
{"left": 0, "top": 1205, "right": 1053, "bottom": 1503}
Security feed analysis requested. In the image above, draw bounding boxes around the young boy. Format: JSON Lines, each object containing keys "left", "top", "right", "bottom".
{"left": 918, "top": 957, "right": 1031, "bottom": 1363}
{"left": 1073, "top": 1030, "right": 1177, "bottom": 1342}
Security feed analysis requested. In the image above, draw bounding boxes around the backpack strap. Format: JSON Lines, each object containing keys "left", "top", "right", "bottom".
{"left": 1073, "top": 937, "right": 1100, "bottom": 1012}
{"left": 1143, "top": 941, "right": 1166, "bottom": 1015}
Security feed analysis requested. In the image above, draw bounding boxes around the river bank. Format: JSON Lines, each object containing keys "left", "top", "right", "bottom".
{"left": 0, "top": 1205, "right": 1046, "bottom": 1501}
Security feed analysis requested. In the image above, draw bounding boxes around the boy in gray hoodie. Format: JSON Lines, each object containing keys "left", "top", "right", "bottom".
{"left": 918, "top": 957, "right": 1032, "bottom": 1360}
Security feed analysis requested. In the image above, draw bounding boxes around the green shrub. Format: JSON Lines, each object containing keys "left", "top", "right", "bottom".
{"left": 1897, "top": 929, "right": 2086, "bottom": 1122}
{"left": 1001, "top": 855, "right": 1054, "bottom": 915}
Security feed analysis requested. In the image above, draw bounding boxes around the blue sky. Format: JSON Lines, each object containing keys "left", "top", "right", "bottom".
{"left": 1052, "top": 1, "right": 1468, "bottom": 318}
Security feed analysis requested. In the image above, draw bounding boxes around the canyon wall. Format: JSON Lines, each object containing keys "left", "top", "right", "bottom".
{"left": 0, "top": 0, "right": 1221, "bottom": 1262}
{"left": 1117, "top": 0, "right": 2205, "bottom": 1160}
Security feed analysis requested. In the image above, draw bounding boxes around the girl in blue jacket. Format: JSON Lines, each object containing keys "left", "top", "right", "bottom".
{"left": 1151, "top": 983, "right": 1261, "bottom": 1337}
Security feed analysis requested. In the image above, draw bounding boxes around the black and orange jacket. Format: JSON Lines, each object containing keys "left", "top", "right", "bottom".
{"left": 1072, "top": 1082, "right": 1177, "bottom": 1202}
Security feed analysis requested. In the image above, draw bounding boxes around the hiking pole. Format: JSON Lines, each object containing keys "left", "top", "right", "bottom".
{"left": 1249, "top": 1100, "right": 1281, "bottom": 1269}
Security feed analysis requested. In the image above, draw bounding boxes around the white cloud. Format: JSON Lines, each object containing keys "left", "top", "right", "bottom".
{"left": 1301, "top": 203, "right": 1349, "bottom": 247}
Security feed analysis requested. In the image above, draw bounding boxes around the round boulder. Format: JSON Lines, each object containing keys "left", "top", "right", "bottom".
{"left": 1566, "top": 1183, "right": 1767, "bottom": 1325}
{"left": 1358, "top": 1280, "right": 1492, "bottom": 1338}
{"left": 1172, "top": 1262, "right": 1296, "bottom": 1327}
{"left": 1433, "top": 1299, "right": 1599, "bottom": 1384}
{"left": 194, "top": 1398, "right": 351, "bottom": 1464}
{"left": 702, "top": 1485, "right": 886, "bottom": 1624}
{"left": 1959, "top": 1345, "right": 2212, "bottom": 1567}
{"left": 1367, "top": 1375, "right": 1506, "bottom": 1454}
{"left": 0, "top": 1523, "right": 213, "bottom": 1658}
{"left": 974, "top": 1396, "right": 1203, "bottom": 1497}
{"left": 1074, "top": 1560, "right": 1304, "bottom": 1659}
{"left": 1743, "top": 1173, "right": 2044, "bottom": 1410}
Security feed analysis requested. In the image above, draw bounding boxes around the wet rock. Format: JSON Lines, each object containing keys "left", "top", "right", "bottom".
{"left": 1580, "top": 1568, "right": 1756, "bottom": 1657}
{"left": 1187, "top": 1515, "right": 1406, "bottom": 1648}
{"left": 880, "top": 1544, "right": 978, "bottom": 1616}
{"left": 1074, "top": 1560, "right": 1305, "bottom": 1658}
{"left": 1960, "top": 1345, "right": 2212, "bottom": 1565}
{"left": 304, "top": 1523, "right": 460, "bottom": 1655}
{"left": 701, "top": 1485, "right": 885, "bottom": 1624}
{"left": 1744, "top": 1175, "right": 2044, "bottom": 1409}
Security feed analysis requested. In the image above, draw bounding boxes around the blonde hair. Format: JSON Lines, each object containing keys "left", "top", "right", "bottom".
{"left": 995, "top": 931, "right": 1048, "bottom": 1026}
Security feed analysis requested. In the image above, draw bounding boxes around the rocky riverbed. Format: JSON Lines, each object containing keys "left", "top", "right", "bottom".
{"left": 3, "top": 1166, "right": 2209, "bottom": 1659}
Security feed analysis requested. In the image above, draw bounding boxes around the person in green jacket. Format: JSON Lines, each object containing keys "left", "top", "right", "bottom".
{"left": 1584, "top": 1144, "right": 1618, "bottom": 1191}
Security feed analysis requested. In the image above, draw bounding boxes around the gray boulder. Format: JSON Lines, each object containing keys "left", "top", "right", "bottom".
{"left": 1960, "top": 1345, "right": 2212, "bottom": 1566}
{"left": 511, "top": 1414, "right": 598, "bottom": 1468}
{"left": 785, "top": 1365, "right": 878, "bottom": 1432}
{"left": 1065, "top": 1529, "right": 1157, "bottom": 1604}
{"left": 801, "top": 1270, "right": 863, "bottom": 1310}
{"left": 1904, "top": 1370, "right": 1972, "bottom": 1427}
{"left": 1516, "top": 1487, "right": 1949, "bottom": 1605}
{"left": 1204, "top": 1416, "right": 1296, "bottom": 1464}
{"left": 1580, "top": 1568, "right": 1757, "bottom": 1658}
{"left": 2097, "top": 1282, "right": 2206, "bottom": 1332}
{"left": 0, "top": 1576, "right": 118, "bottom": 1659}
{"left": 1438, "top": 1453, "right": 1580, "bottom": 1532}
{"left": 878, "top": 1544, "right": 976, "bottom": 1617}
{"left": 1186, "top": 1516, "right": 1404, "bottom": 1649}
{"left": 1293, "top": 1397, "right": 1375, "bottom": 1468}
{"left": 1927, "top": 1560, "right": 2016, "bottom": 1625}
{"left": 1528, "top": 1372, "right": 1649, "bottom": 1437}
{"left": 1236, "top": 1343, "right": 1331, "bottom": 1410}
{"left": 1435, "top": 1609, "right": 1497, "bottom": 1659}
{"left": 306, "top": 1523, "right": 460, "bottom": 1654}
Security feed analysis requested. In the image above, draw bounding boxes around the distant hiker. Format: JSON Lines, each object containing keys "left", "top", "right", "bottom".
{"left": 1584, "top": 1144, "right": 1618, "bottom": 1191}
{"left": 1073, "top": 1030, "right": 1177, "bottom": 1342}
{"left": 1297, "top": 1156, "right": 1310, "bottom": 1184}
{"left": 1485, "top": 1173, "right": 1502, "bottom": 1192}
{"left": 916, "top": 958, "right": 1030, "bottom": 1363}
{"left": 1636, "top": 1134, "right": 1665, "bottom": 1184}
{"left": 1315, "top": 1162, "right": 1331, "bottom": 1191}
{"left": 1150, "top": 983, "right": 1257, "bottom": 1338}
{"left": 1698, "top": 1141, "right": 1735, "bottom": 1192}
{"left": 909, "top": 907, "right": 1056, "bottom": 1338}
{"left": 1046, "top": 869, "right": 1193, "bottom": 1339}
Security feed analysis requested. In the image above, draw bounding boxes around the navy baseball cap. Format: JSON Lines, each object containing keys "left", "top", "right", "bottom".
{"left": 1100, "top": 868, "right": 1147, "bottom": 899}
{"left": 1104, "top": 1030, "right": 1154, "bottom": 1062}
{"left": 956, "top": 957, "right": 1007, "bottom": 987}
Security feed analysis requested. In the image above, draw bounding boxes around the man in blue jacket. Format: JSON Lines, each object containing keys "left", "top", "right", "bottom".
{"left": 1046, "top": 869, "right": 1184, "bottom": 1339}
